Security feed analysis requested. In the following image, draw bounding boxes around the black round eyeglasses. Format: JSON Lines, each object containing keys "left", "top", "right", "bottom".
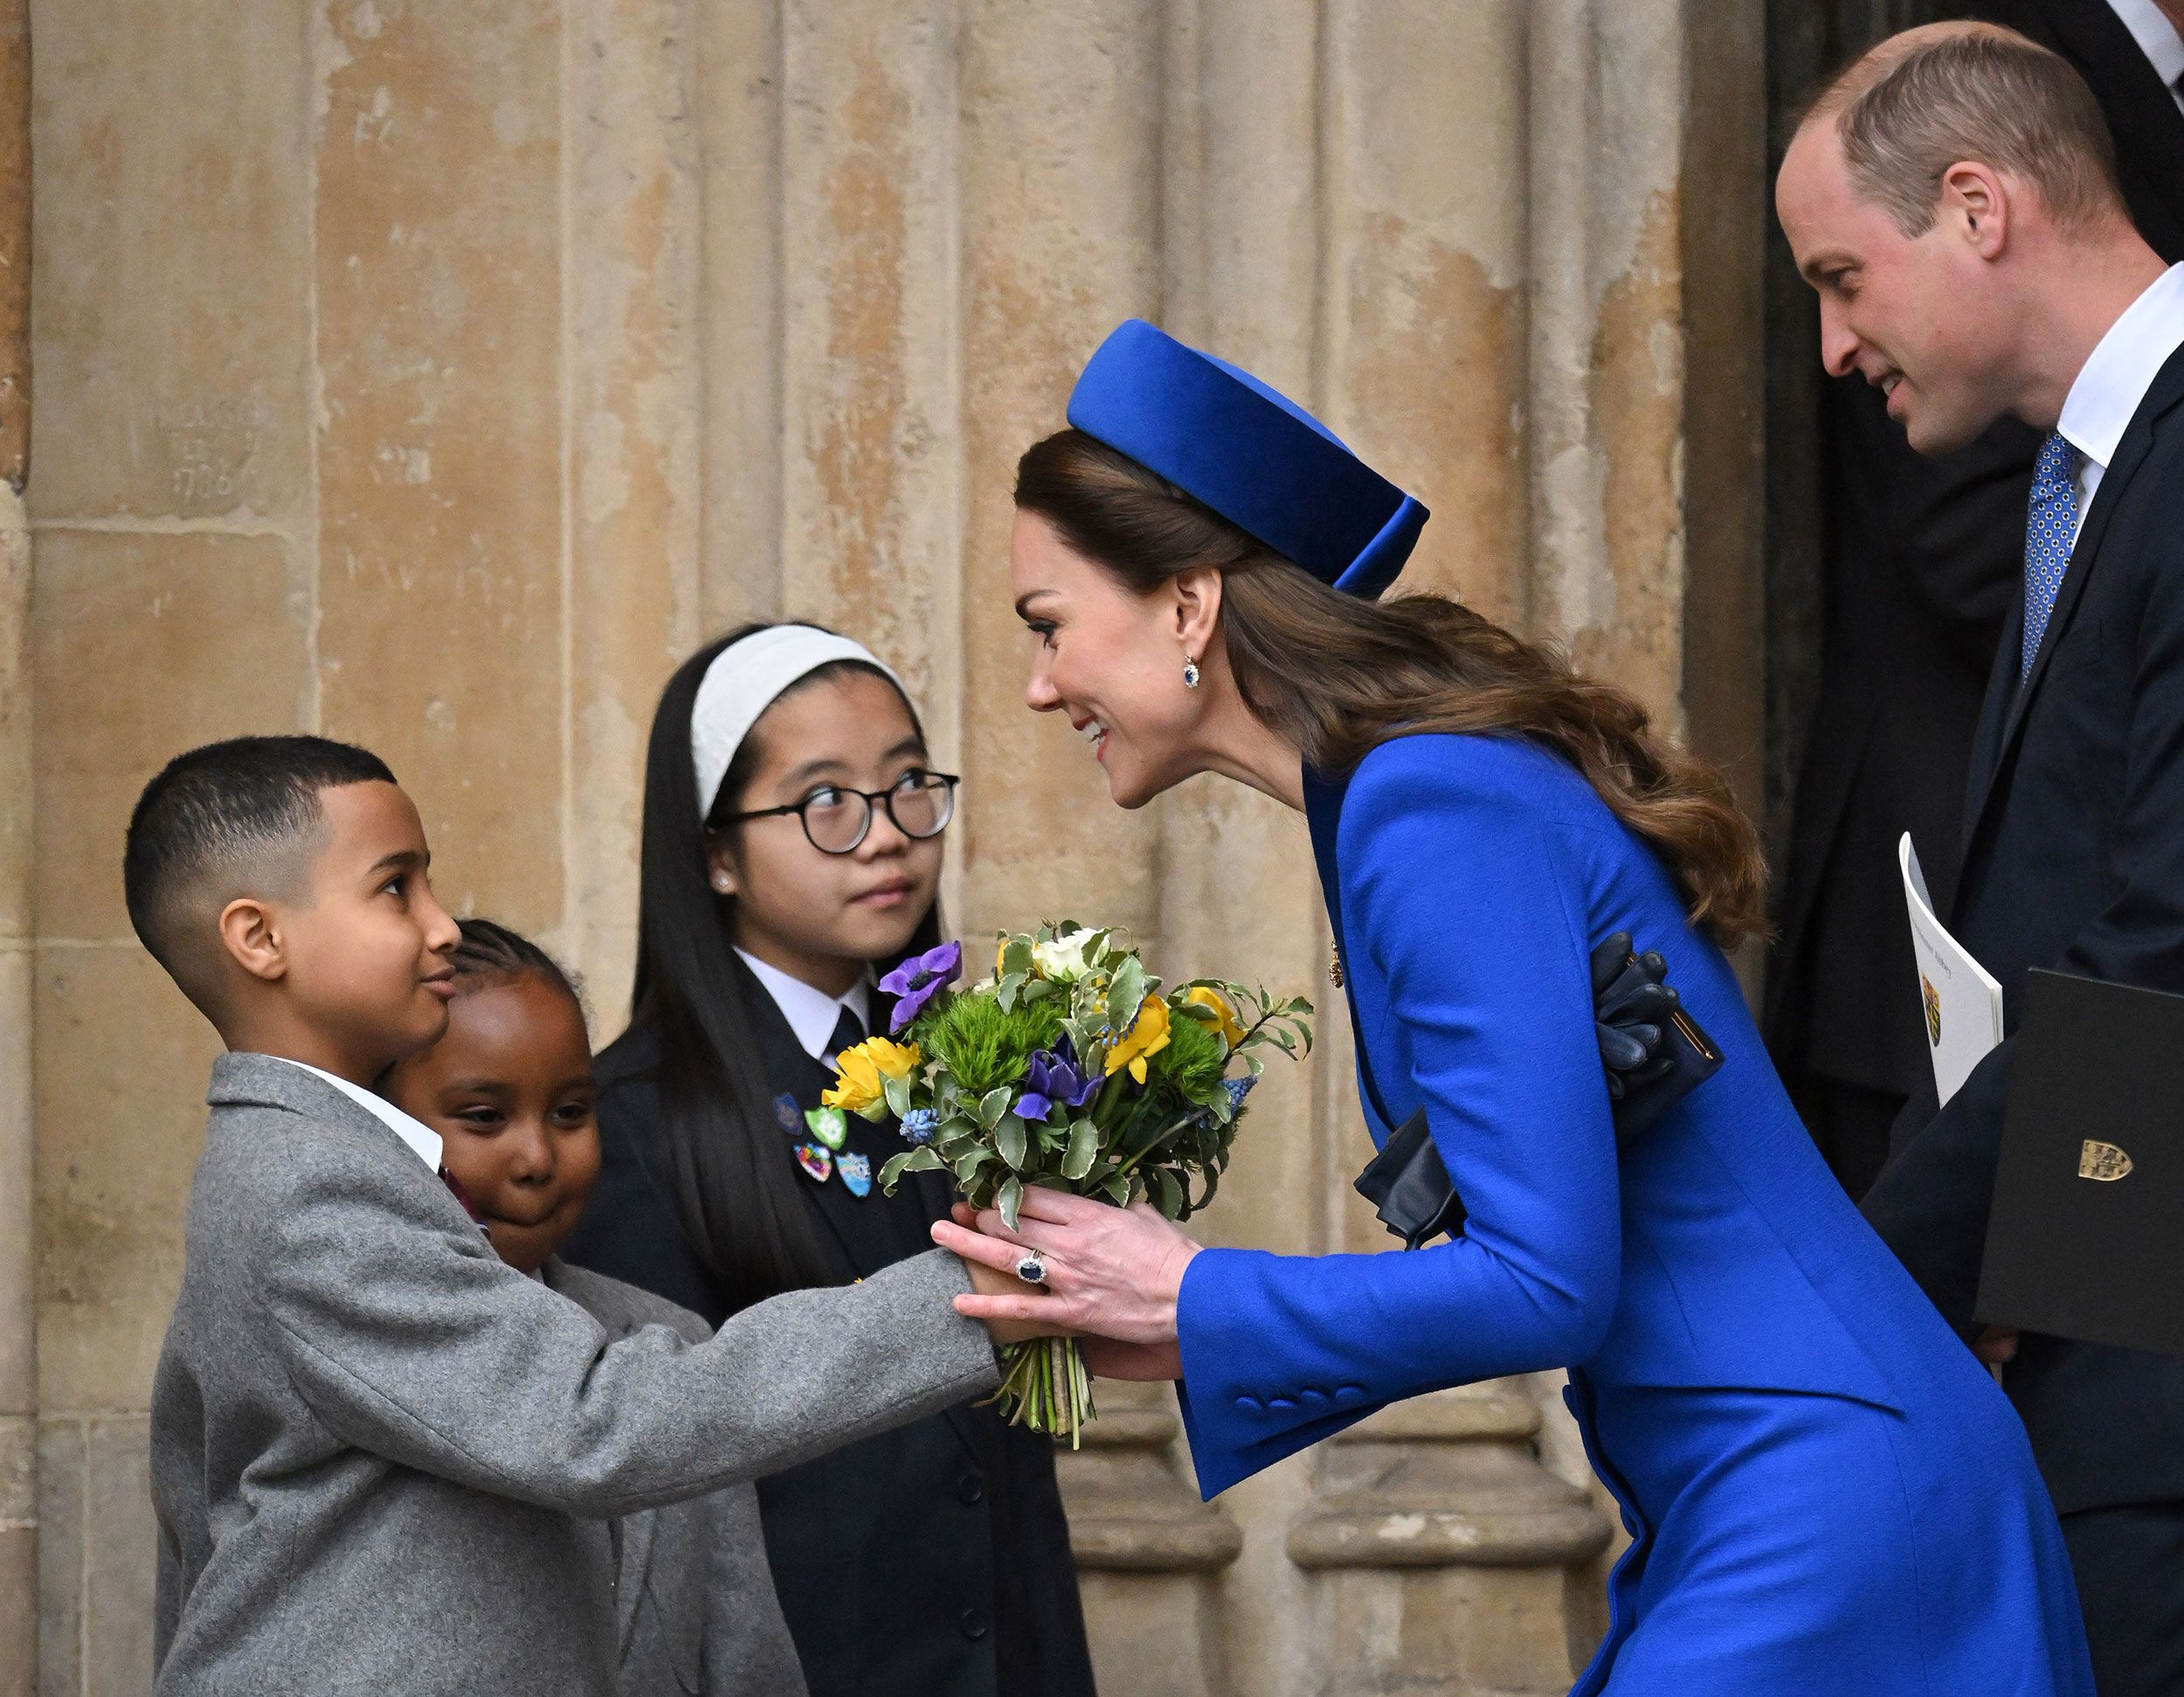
{"left": 719, "top": 770, "right": 959, "bottom": 855}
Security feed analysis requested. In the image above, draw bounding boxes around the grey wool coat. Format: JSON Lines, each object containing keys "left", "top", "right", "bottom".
{"left": 150, "top": 1054, "right": 1000, "bottom": 1697}
{"left": 540, "top": 1258, "right": 805, "bottom": 1697}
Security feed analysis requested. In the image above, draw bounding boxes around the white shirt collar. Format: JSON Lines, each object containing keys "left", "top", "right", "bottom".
{"left": 2106, "top": 0, "right": 2184, "bottom": 94}
{"left": 272, "top": 1057, "right": 444, "bottom": 1171}
{"left": 736, "top": 949, "right": 873, "bottom": 1065}
{"left": 2057, "top": 264, "right": 2184, "bottom": 476}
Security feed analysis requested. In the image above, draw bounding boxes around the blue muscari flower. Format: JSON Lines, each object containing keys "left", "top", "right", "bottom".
{"left": 900, "top": 1107, "right": 941, "bottom": 1146}
{"left": 1224, "top": 1076, "right": 1256, "bottom": 1112}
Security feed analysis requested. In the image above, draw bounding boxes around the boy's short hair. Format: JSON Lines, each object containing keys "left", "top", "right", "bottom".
{"left": 124, "top": 736, "right": 397, "bottom": 994}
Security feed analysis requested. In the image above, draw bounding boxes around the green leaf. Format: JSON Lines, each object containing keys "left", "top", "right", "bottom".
{"left": 1153, "top": 1167, "right": 1185, "bottom": 1220}
{"left": 999, "top": 1175, "right": 1025, "bottom": 1231}
{"left": 1106, "top": 957, "right": 1147, "bottom": 1033}
{"left": 878, "top": 1146, "right": 945, "bottom": 1192}
{"left": 1000, "top": 937, "right": 1033, "bottom": 978}
{"left": 977, "top": 1085, "right": 1013, "bottom": 1129}
{"left": 1062, "top": 1116, "right": 1099, "bottom": 1181}
{"left": 953, "top": 1146, "right": 995, "bottom": 1186}
{"left": 881, "top": 1073, "right": 913, "bottom": 1120}
{"left": 997, "top": 1113, "right": 1028, "bottom": 1171}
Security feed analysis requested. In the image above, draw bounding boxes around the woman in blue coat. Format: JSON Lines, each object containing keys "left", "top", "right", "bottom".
{"left": 939, "top": 319, "right": 2095, "bottom": 1693}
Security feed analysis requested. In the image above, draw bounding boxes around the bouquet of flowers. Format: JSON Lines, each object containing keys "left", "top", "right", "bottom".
{"left": 822, "top": 921, "right": 1312, "bottom": 1444}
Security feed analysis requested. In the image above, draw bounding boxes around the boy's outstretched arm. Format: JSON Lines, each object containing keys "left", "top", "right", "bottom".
{"left": 249, "top": 1139, "right": 998, "bottom": 1516}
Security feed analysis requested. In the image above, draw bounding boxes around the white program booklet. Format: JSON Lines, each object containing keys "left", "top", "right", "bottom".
{"left": 1900, "top": 832, "right": 2005, "bottom": 1106}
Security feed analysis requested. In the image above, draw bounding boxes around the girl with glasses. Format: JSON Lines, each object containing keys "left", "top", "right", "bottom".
{"left": 561, "top": 622, "right": 1095, "bottom": 1697}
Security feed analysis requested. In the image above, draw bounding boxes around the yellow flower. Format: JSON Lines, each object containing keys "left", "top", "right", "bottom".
{"left": 823, "top": 1036, "right": 922, "bottom": 1121}
{"left": 1103, "top": 996, "right": 1172, "bottom": 1084}
{"left": 1183, "top": 986, "right": 1246, "bottom": 1048}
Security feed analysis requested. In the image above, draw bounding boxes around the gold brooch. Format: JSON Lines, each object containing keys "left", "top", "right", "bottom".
{"left": 1329, "top": 940, "right": 1344, "bottom": 988}
{"left": 2078, "top": 1139, "right": 2133, "bottom": 1181}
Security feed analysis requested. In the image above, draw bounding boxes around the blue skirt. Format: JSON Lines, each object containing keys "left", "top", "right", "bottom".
{"left": 1568, "top": 1370, "right": 2093, "bottom": 1694}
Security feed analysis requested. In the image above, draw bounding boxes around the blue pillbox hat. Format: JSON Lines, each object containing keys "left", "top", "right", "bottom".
{"left": 1065, "top": 318, "right": 1428, "bottom": 599}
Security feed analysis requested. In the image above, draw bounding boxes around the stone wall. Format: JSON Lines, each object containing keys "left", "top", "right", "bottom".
{"left": 17, "top": 1, "right": 1764, "bottom": 1691}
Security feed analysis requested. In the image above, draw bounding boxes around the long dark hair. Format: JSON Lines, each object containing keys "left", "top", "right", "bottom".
{"left": 619, "top": 622, "right": 943, "bottom": 1312}
{"left": 1015, "top": 430, "right": 1768, "bottom": 946}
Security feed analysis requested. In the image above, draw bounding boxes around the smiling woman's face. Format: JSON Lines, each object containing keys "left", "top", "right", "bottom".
{"left": 1012, "top": 509, "right": 1211, "bottom": 810}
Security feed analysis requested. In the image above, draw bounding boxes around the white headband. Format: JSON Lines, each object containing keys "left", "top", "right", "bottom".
{"left": 689, "top": 626, "right": 905, "bottom": 818}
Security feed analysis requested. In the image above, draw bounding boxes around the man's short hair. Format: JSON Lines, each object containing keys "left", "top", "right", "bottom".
{"left": 123, "top": 736, "right": 397, "bottom": 980}
{"left": 1812, "top": 27, "right": 2125, "bottom": 238}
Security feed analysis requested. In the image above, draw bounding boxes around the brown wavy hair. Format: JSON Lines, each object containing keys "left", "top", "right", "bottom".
{"left": 1013, "top": 429, "right": 1768, "bottom": 946}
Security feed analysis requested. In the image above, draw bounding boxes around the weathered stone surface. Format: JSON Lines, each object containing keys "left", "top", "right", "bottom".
{"left": 31, "top": 529, "right": 309, "bottom": 943}
{"left": 27, "top": 0, "right": 310, "bottom": 523}
{"left": 82, "top": 1420, "right": 153, "bottom": 1696}
{"left": 33, "top": 1420, "right": 81, "bottom": 1697}
{"left": 33, "top": 947, "right": 218, "bottom": 1415}
{"left": 0, "top": 0, "right": 27, "bottom": 496}
{"left": 314, "top": 0, "right": 565, "bottom": 931}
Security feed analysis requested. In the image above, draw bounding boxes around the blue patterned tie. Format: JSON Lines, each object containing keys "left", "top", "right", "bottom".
{"left": 2021, "top": 431, "right": 2078, "bottom": 676}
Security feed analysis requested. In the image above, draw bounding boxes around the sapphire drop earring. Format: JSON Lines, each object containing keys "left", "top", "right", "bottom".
{"left": 1183, "top": 654, "right": 1201, "bottom": 689}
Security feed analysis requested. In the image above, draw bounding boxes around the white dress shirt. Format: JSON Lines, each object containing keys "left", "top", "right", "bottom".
{"left": 736, "top": 948, "right": 874, "bottom": 1065}
{"left": 2105, "top": 0, "right": 2184, "bottom": 117}
{"left": 2057, "top": 263, "right": 2184, "bottom": 549}
{"left": 271, "top": 1056, "right": 444, "bottom": 1171}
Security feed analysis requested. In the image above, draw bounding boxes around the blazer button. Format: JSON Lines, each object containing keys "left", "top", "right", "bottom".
{"left": 1300, "top": 1388, "right": 1328, "bottom": 1406}
{"left": 1268, "top": 1396, "right": 1297, "bottom": 1410}
{"left": 959, "top": 1607, "right": 989, "bottom": 1640}
{"left": 957, "top": 1473, "right": 986, "bottom": 1506}
{"left": 1234, "top": 1395, "right": 1262, "bottom": 1412}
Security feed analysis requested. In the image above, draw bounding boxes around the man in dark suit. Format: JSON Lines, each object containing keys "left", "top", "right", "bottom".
{"left": 1767, "top": 0, "right": 2184, "bottom": 1201}
{"left": 1779, "top": 23, "right": 2184, "bottom": 1694}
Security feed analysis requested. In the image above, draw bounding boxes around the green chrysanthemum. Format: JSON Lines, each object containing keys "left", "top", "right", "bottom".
{"left": 916, "top": 991, "right": 1066, "bottom": 1098}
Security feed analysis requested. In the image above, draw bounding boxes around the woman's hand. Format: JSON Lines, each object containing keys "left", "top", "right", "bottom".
{"left": 930, "top": 1188, "right": 1202, "bottom": 1352}
{"left": 957, "top": 1252, "right": 1068, "bottom": 1346}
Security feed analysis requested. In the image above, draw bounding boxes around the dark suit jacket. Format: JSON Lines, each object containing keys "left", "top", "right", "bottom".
{"left": 1862, "top": 341, "right": 2184, "bottom": 1517}
{"left": 1971, "top": 0, "right": 2184, "bottom": 262}
{"left": 1768, "top": 0, "right": 2184, "bottom": 1160}
{"left": 560, "top": 1009, "right": 1095, "bottom": 1697}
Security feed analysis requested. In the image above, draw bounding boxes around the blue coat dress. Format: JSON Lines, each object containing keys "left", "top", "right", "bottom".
{"left": 1173, "top": 732, "right": 2093, "bottom": 1694}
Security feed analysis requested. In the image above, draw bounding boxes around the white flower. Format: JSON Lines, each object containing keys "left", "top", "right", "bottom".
{"left": 1032, "top": 930, "right": 1102, "bottom": 982}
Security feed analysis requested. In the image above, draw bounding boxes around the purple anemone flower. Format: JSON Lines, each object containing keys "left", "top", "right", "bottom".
{"left": 881, "top": 940, "right": 963, "bottom": 1033}
{"left": 1016, "top": 1033, "right": 1102, "bottom": 1123}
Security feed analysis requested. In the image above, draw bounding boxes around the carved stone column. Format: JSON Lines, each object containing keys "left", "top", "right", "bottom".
{"left": 1287, "top": 1388, "right": 1612, "bottom": 1696}
{"left": 1059, "top": 1390, "right": 1242, "bottom": 1697}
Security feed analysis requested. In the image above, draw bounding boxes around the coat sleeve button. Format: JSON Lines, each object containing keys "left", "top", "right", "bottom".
{"left": 959, "top": 1607, "right": 989, "bottom": 1640}
{"left": 957, "top": 1473, "right": 986, "bottom": 1506}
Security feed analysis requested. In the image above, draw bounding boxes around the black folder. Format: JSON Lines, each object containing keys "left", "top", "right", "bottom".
{"left": 1975, "top": 969, "right": 2184, "bottom": 1359}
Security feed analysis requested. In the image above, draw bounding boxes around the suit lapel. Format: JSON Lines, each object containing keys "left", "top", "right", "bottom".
{"left": 1959, "top": 350, "right": 2184, "bottom": 887}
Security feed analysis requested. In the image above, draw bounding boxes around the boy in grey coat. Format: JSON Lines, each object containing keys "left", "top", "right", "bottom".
{"left": 127, "top": 738, "right": 1002, "bottom": 1696}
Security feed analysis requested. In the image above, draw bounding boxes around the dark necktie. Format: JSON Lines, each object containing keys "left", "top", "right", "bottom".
{"left": 2021, "top": 430, "right": 2078, "bottom": 677}
{"left": 826, "top": 1004, "right": 867, "bottom": 1069}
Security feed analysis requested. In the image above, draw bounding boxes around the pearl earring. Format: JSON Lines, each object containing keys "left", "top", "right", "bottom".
{"left": 713, "top": 874, "right": 731, "bottom": 893}
{"left": 1183, "top": 655, "right": 1201, "bottom": 689}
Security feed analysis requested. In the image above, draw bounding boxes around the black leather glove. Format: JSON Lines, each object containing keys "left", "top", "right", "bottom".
{"left": 1591, "top": 932, "right": 1682, "bottom": 1100}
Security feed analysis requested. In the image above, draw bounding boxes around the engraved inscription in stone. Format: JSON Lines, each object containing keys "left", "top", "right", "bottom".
{"left": 149, "top": 396, "right": 271, "bottom": 512}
